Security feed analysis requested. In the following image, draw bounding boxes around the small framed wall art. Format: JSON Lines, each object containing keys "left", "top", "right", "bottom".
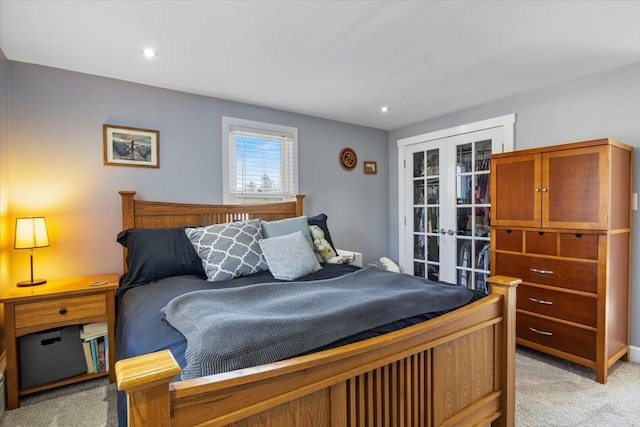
{"left": 339, "top": 147, "right": 357, "bottom": 171}
{"left": 103, "top": 125, "right": 159, "bottom": 168}
{"left": 364, "top": 161, "right": 377, "bottom": 174}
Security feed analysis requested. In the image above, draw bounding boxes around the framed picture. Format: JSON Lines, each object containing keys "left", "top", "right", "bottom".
{"left": 103, "top": 125, "right": 159, "bottom": 168}
{"left": 364, "top": 161, "right": 377, "bottom": 174}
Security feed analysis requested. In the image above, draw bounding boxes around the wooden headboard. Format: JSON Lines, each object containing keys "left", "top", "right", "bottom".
{"left": 119, "top": 191, "right": 304, "bottom": 271}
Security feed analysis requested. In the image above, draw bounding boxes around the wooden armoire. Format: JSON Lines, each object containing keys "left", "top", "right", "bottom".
{"left": 490, "top": 138, "right": 632, "bottom": 383}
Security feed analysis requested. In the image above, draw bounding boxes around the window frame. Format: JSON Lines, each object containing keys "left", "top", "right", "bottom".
{"left": 222, "top": 116, "right": 299, "bottom": 204}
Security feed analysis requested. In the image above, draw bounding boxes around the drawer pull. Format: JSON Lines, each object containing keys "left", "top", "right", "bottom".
{"left": 529, "top": 327, "right": 553, "bottom": 336}
{"left": 59, "top": 308, "right": 67, "bottom": 315}
{"left": 529, "top": 268, "right": 553, "bottom": 275}
{"left": 529, "top": 297, "right": 553, "bottom": 305}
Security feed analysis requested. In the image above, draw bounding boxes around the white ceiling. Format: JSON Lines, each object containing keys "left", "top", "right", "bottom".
{"left": 1, "top": 1, "right": 640, "bottom": 131}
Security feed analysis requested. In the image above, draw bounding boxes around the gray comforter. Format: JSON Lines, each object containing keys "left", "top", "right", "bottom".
{"left": 161, "top": 267, "right": 474, "bottom": 380}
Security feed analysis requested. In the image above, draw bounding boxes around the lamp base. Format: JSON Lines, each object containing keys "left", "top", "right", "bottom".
{"left": 17, "top": 279, "right": 47, "bottom": 287}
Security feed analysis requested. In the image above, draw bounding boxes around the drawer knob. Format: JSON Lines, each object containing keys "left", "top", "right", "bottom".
{"left": 59, "top": 308, "right": 67, "bottom": 315}
{"left": 529, "top": 268, "right": 553, "bottom": 275}
{"left": 529, "top": 327, "right": 553, "bottom": 336}
{"left": 529, "top": 297, "right": 553, "bottom": 305}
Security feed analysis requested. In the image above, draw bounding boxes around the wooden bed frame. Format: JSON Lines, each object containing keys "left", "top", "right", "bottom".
{"left": 115, "top": 191, "right": 520, "bottom": 427}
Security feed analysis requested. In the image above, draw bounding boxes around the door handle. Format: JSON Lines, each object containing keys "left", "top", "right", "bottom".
{"left": 447, "top": 229, "right": 455, "bottom": 235}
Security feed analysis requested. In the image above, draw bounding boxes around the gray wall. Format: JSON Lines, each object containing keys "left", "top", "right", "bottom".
{"left": 0, "top": 49, "right": 9, "bottom": 352}
{"left": 388, "top": 61, "right": 640, "bottom": 349}
{"left": 4, "top": 61, "right": 388, "bottom": 284}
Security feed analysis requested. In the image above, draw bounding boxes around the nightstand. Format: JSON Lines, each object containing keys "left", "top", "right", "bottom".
{"left": 1, "top": 273, "right": 118, "bottom": 409}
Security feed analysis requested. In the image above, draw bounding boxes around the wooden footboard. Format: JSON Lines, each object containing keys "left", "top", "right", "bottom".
{"left": 116, "top": 275, "right": 519, "bottom": 427}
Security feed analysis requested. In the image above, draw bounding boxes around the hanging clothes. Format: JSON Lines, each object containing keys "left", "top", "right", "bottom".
{"left": 476, "top": 243, "right": 490, "bottom": 294}
{"left": 457, "top": 240, "right": 473, "bottom": 288}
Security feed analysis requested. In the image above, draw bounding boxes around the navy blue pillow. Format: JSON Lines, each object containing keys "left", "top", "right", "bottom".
{"left": 116, "top": 227, "right": 206, "bottom": 295}
{"left": 307, "top": 214, "right": 338, "bottom": 254}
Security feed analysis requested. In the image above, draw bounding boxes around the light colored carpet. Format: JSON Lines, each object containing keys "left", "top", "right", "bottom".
{"left": 1, "top": 347, "right": 638, "bottom": 426}
{"left": 0, "top": 377, "right": 118, "bottom": 427}
{"left": 516, "top": 346, "right": 640, "bottom": 426}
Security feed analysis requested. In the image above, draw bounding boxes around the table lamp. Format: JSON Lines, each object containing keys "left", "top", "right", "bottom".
{"left": 14, "top": 216, "right": 50, "bottom": 286}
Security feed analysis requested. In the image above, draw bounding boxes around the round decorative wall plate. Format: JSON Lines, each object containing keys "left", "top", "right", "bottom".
{"left": 339, "top": 147, "right": 357, "bottom": 171}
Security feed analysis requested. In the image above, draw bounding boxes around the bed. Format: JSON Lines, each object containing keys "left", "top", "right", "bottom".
{"left": 114, "top": 190, "right": 520, "bottom": 427}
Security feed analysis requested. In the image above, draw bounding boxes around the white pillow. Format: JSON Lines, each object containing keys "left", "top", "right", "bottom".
{"left": 259, "top": 231, "right": 321, "bottom": 280}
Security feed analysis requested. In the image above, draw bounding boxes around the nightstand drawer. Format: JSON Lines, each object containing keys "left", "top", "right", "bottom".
{"left": 14, "top": 294, "right": 106, "bottom": 329}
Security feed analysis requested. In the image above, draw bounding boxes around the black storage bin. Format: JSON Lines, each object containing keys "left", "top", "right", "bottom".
{"left": 19, "top": 325, "right": 87, "bottom": 389}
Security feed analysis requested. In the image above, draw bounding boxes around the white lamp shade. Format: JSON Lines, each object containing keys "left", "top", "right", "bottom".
{"left": 14, "top": 217, "right": 50, "bottom": 249}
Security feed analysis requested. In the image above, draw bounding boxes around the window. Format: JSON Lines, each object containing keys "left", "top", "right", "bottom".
{"left": 222, "top": 117, "right": 298, "bottom": 204}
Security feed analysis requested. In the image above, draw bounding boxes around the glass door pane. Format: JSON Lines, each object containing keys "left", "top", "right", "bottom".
{"left": 412, "top": 149, "right": 441, "bottom": 280}
{"left": 455, "top": 138, "right": 491, "bottom": 293}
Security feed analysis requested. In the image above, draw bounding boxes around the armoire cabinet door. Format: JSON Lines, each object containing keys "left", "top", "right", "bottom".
{"left": 543, "top": 145, "right": 609, "bottom": 230}
{"left": 491, "top": 154, "right": 541, "bottom": 227}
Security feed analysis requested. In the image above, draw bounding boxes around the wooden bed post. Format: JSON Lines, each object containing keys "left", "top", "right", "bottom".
{"left": 120, "top": 191, "right": 136, "bottom": 230}
{"left": 487, "top": 275, "right": 521, "bottom": 427}
{"left": 116, "top": 350, "right": 181, "bottom": 427}
{"left": 295, "top": 194, "right": 305, "bottom": 217}
{"left": 119, "top": 191, "right": 136, "bottom": 273}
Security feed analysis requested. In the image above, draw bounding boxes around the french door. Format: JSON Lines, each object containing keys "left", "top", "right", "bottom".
{"left": 401, "top": 127, "right": 507, "bottom": 293}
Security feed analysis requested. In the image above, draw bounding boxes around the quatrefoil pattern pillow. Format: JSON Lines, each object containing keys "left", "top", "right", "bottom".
{"left": 185, "top": 219, "right": 268, "bottom": 282}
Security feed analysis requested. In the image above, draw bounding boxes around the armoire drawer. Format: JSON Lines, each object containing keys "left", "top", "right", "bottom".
{"left": 494, "top": 229, "right": 522, "bottom": 252}
{"left": 516, "top": 312, "right": 596, "bottom": 362}
{"left": 495, "top": 252, "right": 597, "bottom": 293}
{"left": 559, "top": 233, "right": 598, "bottom": 260}
{"left": 517, "top": 285, "right": 597, "bottom": 327}
{"left": 526, "top": 231, "right": 557, "bottom": 256}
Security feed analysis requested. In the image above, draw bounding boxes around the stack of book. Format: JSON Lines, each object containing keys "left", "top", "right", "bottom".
{"left": 80, "top": 322, "right": 108, "bottom": 374}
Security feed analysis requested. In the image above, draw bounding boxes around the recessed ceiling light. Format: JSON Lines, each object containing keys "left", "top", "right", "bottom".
{"left": 379, "top": 106, "right": 390, "bottom": 113}
{"left": 142, "top": 47, "right": 157, "bottom": 58}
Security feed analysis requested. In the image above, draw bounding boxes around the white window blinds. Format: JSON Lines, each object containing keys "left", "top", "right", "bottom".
{"left": 222, "top": 117, "right": 298, "bottom": 204}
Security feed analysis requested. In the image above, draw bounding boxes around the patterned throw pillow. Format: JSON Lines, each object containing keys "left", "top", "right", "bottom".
{"left": 185, "top": 219, "right": 267, "bottom": 282}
